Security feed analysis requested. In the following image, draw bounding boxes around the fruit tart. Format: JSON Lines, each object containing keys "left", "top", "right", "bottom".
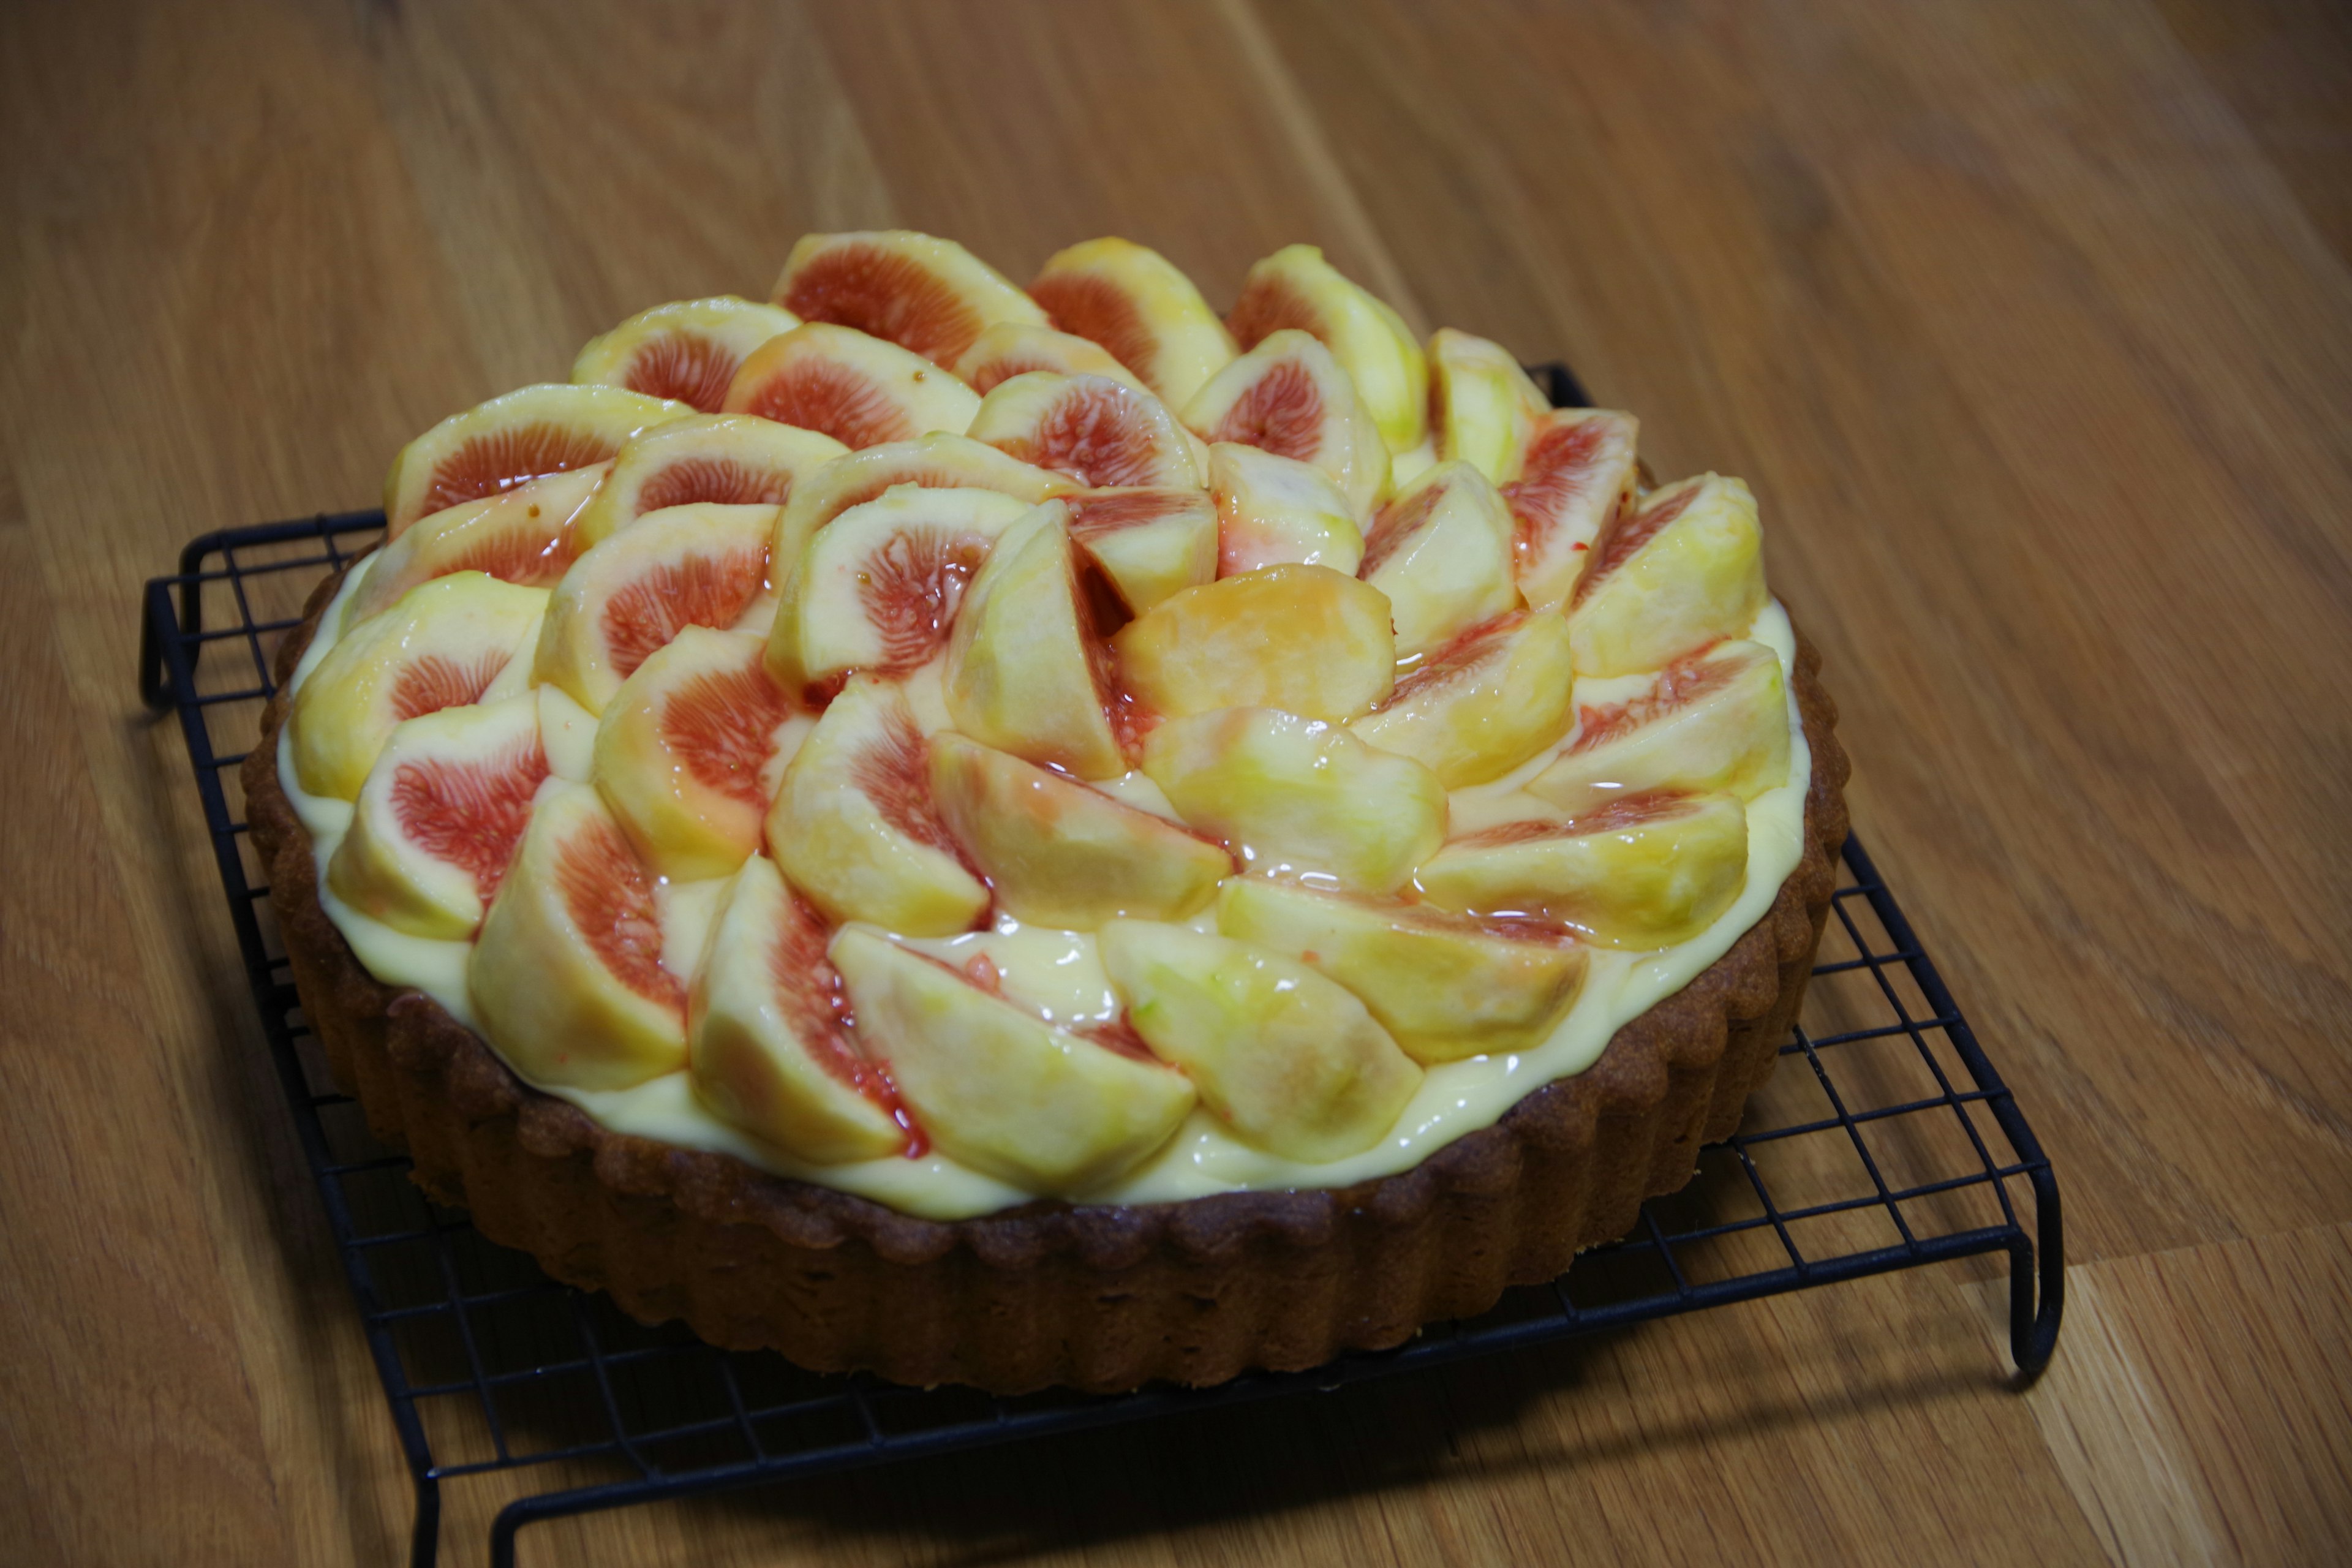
{"left": 246, "top": 230, "right": 1849, "bottom": 1393}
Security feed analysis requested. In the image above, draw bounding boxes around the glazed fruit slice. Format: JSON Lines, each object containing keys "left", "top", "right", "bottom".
{"left": 537, "top": 684, "right": 599, "bottom": 782}
{"left": 1141, "top": 706, "right": 1447, "bottom": 894}
{"left": 293, "top": 573, "right": 548, "bottom": 800}
{"left": 951, "top": 322, "right": 1154, "bottom": 397}
{"left": 1503, "top": 409, "right": 1639, "bottom": 611}
{"left": 1098, "top": 921, "right": 1422, "bottom": 1163}
{"left": 1066, "top": 487, "right": 1218, "bottom": 614}
{"left": 943, "top": 503, "right": 1129, "bottom": 780}
{"left": 1216, "top": 877, "right": 1588, "bottom": 1063}
{"left": 965, "top": 372, "right": 1203, "bottom": 489}
{"left": 1349, "top": 610, "right": 1577, "bottom": 787}
{"left": 593, "top": 627, "right": 800, "bottom": 880}
{"left": 325, "top": 695, "right": 548, "bottom": 940}
{"left": 775, "top": 231, "right": 1047, "bottom": 369}
{"left": 929, "top": 733, "right": 1232, "bottom": 929}
{"left": 766, "top": 485, "right": 1033, "bottom": 699}
{"left": 832, "top": 925, "right": 1197, "bottom": 1191}
{"left": 722, "top": 323, "right": 979, "bottom": 450}
{"left": 1427, "top": 328, "right": 1551, "bottom": 483}
{"left": 688, "top": 856, "right": 911, "bottom": 1163}
{"left": 767, "top": 431, "right": 1076, "bottom": 575}
{"left": 470, "top": 782, "right": 687, "bottom": 1089}
{"left": 571, "top": 296, "right": 803, "bottom": 413}
{"left": 383, "top": 384, "right": 692, "bottom": 537}
{"left": 1356, "top": 459, "right": 1519, "bottom": 658}
{"left": 1028, "top": 236, "right": 1237, "bottom": 409}
{"left": 1415, "top": 791, "right": 1750, "bottom": 949}
{"left": 1227, "top": 243, "right": 1428, "bottom": 455}
{"left": 573, "top": 415, "right": 847, "bottom": 549}
{"left": 1531, "top": 639, "right": 1790, "bottom": 813}
{"left": 1207, "top": 442, "right": 1363, "bottom": 576}
{"left": 1567, "top": 473, "right": 1767, "bottom": 676}
{"left": 764, "top": 675, "right": 988, "bottom": 936}
{"left": 347, "top": 466, "right": 608, "bottom": 626}
{"left": 1181, "top": 329, "right": 1389, "bottom": 519}
{"left": 533, "top": 503, "right": 776, "bottom": 714}
{"left": 1113, "top": 564, "right": 1395, "bottom": 723}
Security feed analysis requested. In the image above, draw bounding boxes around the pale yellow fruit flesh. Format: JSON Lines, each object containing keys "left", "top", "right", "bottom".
{"left": 573, "top": 415, "right": 846, "bottom": 549}
{"left": 1206, "top": 442, "right": 1363, "bottom": 576}
{"left": 349, "top": 466, "right": 608, "bottom": 627}
{"left": 1428, "top": 328, "right": 1551, "bottom": 483}
{"left": 1030, "top": 236, "right": 1238, "bottom": 410}
{"left": 768, "top": 432, "right": 1075, "bottom": 578}
{"left": 1228, "top": 244, "right": 1429, "bottom": 455}
{"left": 383, "top": 383, "right": 693, "bottom": 537}
{"left": 593, "top": 626, "right": 792, "bottom": 881}
{"left": 1098, "top": 920, "right": 1422, "bottom": 1163}
{"left": 1358, "top": 459, "right": 1520, "bottom": 658}
{"left": 1530, "top": 640, "right": 1790, "bottom": 813}
{"left": 1215, "top": 876, "right": 1589, "bottom": 1063}
{"left": 1568, "top": 473, "right": 1767, "bottom": 676}
{"left": 1067, "top": 487, "right": 1219, "bottom": 614}
{"left": 1113, "top": 564, "right": 1395, "bottom": 724}
{"left": 1179, "top": 330, "right": 1390, "bottom": 519}
{"left": 832, "top": 925, "right": 1196, "bottom": 1191}
{"left": 1349, "top": 610, "right": 1577, "bottom": 788}
{"left": 571, "top": 296, "right": 803, "bottom": 406}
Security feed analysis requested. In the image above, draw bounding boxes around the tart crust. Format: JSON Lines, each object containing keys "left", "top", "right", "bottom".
{"left": 246, "top": 563, "right": 1850, "bottom": 1394}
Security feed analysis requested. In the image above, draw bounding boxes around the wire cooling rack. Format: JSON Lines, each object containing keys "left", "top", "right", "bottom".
{"left": 140, "top": 418, "right": 2061, "bottom": 1568}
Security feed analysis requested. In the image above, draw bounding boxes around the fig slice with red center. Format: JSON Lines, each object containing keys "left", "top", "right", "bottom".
{"left": 688, "top": 854, "right": 914, "bottom": 1163}
{"left": 766, "top": 485, "right": 1035, "bottom": 700}
{"left": 1502, "top": 408, "right": 1639, "bottom": 611}
{"left": 1227, "top": 243, "right": 1428, "bottom": 456}
{"left": 292, "top": 572, "right": 548, "bottom": 800}
{"left": 593, "top": 627, "right": 802, "bottom": 881}
{"left": 1427, "top": 328, "right": 1552, "bottom": 484}
{"left": 1530, "top": 639, "right": 1789, "bottom": 813}
{"left": 950, "top": 322, "right": 1155, "bottom": 398}
{"left": 383, "top": 383, "right": 693, "bottom": 537}
{"left": 764, "top": 674, "right": 990, "bottom": 937}
{"left": 721, "top": 323, "right": 979, "bottom": 450}
{"left": 768, "top": 431, "right": 1076, "bottom": 576}
{"left": 571, "top": 296, "right": 803, "bottom": 413}
{"left": 775, "top": 231, "right": 1047, "bottom": 369}
{"left": 347, "top": 466, "right": 608, "bottom": 627}
{"left": 1029, "top": 237, "right": 1237, "bottom": 410}
{"left": 965, "top": 372, "right": 1204, "bottom": 490}
{"left": 1414, "top": 791, "right": 1751, "bottom": 949}
{"left": 571, "top": 414, "right": 846, "bottom": 549}
{"left": 470, "top": 782, "right": 688, "bottom": 1090}
{"left": 1567, "top": 472, "right": 1766, "bottom": 676}
{"left": 1349, "top": 609, "right": 1577, "bottom": 788}
{"left": 1355, "top": 459, "right": 1519, "bottom": 657}
{"left": 1066, "top": 486, "right": 1217, "bottom": 614}
{"left": 533, "top": 502, "right": 777, "bottom": 715}
{"left": 326, "top": 694, "right": 549, "bottom": 941}
{"left": 1180, "top": 329, "right": 1389, "bottom": 519}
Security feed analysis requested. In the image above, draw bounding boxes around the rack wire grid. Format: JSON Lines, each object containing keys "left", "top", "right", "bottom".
{"left": 140, "top": 385, "right": 2060, "bottom": 1568}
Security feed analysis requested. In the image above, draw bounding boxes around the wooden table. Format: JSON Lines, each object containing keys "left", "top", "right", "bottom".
{"left": 6, "top": 0, "right": 2350, "bottom": 1561}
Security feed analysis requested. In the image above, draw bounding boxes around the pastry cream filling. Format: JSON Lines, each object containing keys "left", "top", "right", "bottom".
{"left": 285, "top": 551, "right": 1811, "bottom": 1221}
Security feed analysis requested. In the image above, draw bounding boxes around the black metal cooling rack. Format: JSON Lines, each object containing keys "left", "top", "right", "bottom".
{"left": 140, "top": 482, "right": 2062, "bottom": 1567}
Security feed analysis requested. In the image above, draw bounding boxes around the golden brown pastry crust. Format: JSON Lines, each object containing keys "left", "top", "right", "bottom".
{"left": 246, "top": 564, "right": 1849, "bottom": 1393}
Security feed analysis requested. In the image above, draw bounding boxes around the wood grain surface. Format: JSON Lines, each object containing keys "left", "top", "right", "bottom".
{"left": 4, "top": 0, "right": 2349, "bottom": 1562}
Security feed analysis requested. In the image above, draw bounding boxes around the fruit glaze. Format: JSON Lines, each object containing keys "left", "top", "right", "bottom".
{"left": 278, "top": 232, "right": 1811, "bottom": 1222}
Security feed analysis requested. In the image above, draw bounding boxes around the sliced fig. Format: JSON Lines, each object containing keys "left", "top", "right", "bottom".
{"left": 950, "top": 322, "right": 1154, "bottom": 397}
{"left": 764, "top": 674, "right": 989, "bottom": 936}
{"left": 1349, "top": 610, "right": 1577, "bottom": 788}
{"left": 965, "top": 372, "right": 1202, "bottom": 490}
{"left": 533, "top": 503, "right": 776, "bottom": 715}
{"left": 470, "top": 782, "right": 688, "bottom": 1090}
{"left": 383, "top": 383, "right": 692, "bottom": 537}
{"left": 573, "top": 414, "right": 847, "bottom": 549}
{"left": 1502, "top": 409, "right": 1640, "bottom": 611}
{"left": 1029, "top": 237, "right": 1238, "bottom": 410}
{"left": 326, "top": 695, "right": 549, "bottom": 940}
{"left": 688, "top": 854, "right": 911, "bottom": 1163}
{"left": 292, "top": 572, "right": 548, "bottom": 800}
{"left": 1530, "top": 639, "right": 1789, "bottom": 813}
{"left": 1567, "top": 473, "right": 1766, "bottom": 676}
{"left": 1066, "top": 486, "right": 1217, "bottom": 613}
{"left": 1180, "top": 329, "right": 1389, "bottom": 519}
{"left": 1427, "top": 328, "right": 1551, "bottom": 483}
{"left": 1227, "top": 243, "right": 1428, "bottom": 455}
{"left": 944, "top": 503, "right": 1129, "bottom": 780}
{"left": 767, "top": 431, "right": 1076, "bottom": 575}
{"left": 774, "top": 231, "right": 1046, "bottom": 369}
{"left": 593, "top": 626, "right": 799, "bottom": 880}
{"left": 347, "top": 466, "right": 608, "bottom": 627}
{"left": 1113, "top": 563, "right": 1395, "bottom": 724}
{"left": 766, "top": 485, "right": 1033, "bottom": 699}
{"left": 721, "top": 322, "right": 979, "bottom": 450}
{"left": 571, "top": 295, "right": 802, "bottom": 413}
{"left": 1357, "top": 459, "right": 1519, "bottom": 657}
{"left": 1206, "top": 441, "right": 1363, "bottom": 576}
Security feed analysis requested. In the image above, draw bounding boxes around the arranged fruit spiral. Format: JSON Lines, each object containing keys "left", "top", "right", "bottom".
{"left": 282, "top": 230, "right": 1808, "bottom": 1221}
